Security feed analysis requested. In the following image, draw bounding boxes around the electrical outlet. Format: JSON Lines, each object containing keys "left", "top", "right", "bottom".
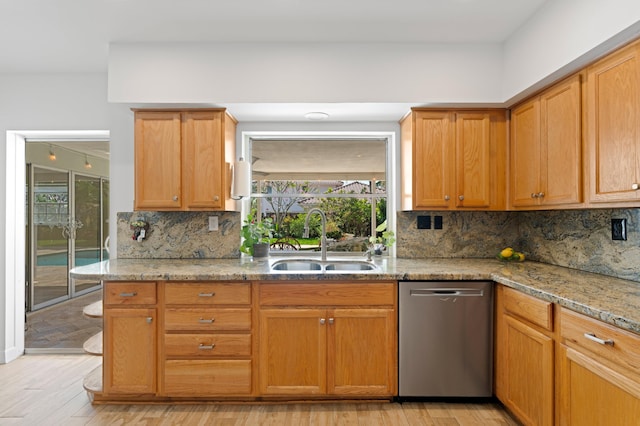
{"left": 434, "top": 215, "right": 443, "bottom": 230}
{"left": 611, "top": 218, "right": 627, "bottom": 240}
{"left": 417, "top": 215, "right": 431, "bottom": 229}
{"left": 208, "top": 216, "right": 219, "bottom": 231}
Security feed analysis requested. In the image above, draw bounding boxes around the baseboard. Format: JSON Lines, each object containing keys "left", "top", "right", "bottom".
{"left": 24, "top": 348, "right": 85, "bottom": 355}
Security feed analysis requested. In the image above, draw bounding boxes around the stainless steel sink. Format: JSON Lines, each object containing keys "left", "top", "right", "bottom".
{"left": 324, "top": 261, "right": 378, "bottom": 271}
{"left": 270, "top": 259, "right": 323, "bottom": 271}
{"left": 270, "top": 259, "right": 378, "bottom": 273}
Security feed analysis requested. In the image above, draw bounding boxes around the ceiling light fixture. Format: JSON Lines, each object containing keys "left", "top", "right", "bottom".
{"left": 304, "top": 112, "right": 329, "bottom": 121}
{"left": 48, "top": 145, "right": 56, "bottom": 161}
{"left": 84, "top": 155, "right": 92, "bottom": 169}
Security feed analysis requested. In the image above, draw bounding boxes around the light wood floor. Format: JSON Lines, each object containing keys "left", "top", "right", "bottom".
{"left": 0, "top": 355, "right": 519, "bottom": 425}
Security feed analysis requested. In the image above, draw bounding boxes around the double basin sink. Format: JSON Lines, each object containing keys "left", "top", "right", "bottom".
{"left": 270, "top": 258, "right": 379, "bottom": 273}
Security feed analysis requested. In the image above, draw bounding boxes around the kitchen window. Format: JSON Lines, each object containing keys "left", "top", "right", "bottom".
{"left": 248, "top": 135, "right": 393, "bottom": 255}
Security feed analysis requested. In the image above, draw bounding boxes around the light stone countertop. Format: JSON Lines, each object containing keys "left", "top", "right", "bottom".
{"left": 71, "top": 256, "right": 640, "bottom": 335}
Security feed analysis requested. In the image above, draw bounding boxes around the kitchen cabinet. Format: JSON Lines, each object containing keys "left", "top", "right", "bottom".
{"left": 400, "top": 109, "right": 507, "bottom": 211}
{"left": 258, "top": 282, "right": 397, "bottom": 398}
{"left": 586, "top": 39, "right": 640, "bottom": 205}
{"left": 510, "top": 73, "right": 583, "bottom": 209}
{"left": 559, "top": 307, "right": 640, "bottom": 425}
{"left": 495, "top": 285, "right": 556, "bottom": 426}
{"left": 133, "top": 109, "right": 237, "bottom": 211}
{"left": 160, "top": 282, "right": 253, "bottom": 396}
{"left": 103, "top": 282, "right": 157, "bottom": 395}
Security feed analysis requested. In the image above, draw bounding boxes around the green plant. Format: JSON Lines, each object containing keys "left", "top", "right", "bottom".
{"left": 368, "top": 220, "right": 396, "bottom": 248}
{"left": 240, "top": 212, "right": 275, "bottom": 256}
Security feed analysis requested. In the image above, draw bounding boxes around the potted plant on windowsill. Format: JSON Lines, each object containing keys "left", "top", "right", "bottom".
{"left": 240, "top": 212, "right": 274, "bottom": 257}
{"left": 368, "top": 220, "right": 396, "bottom": 255}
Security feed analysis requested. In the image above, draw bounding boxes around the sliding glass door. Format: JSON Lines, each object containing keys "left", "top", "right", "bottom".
{"left": 26, "top": 166, "right": 109, "bottom": 311}
{"left": 29, "top": 166, "right": 71, "bottom": 309}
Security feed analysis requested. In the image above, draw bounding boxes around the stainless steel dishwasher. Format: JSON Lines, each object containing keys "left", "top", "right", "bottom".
{"left": 399, "top": 281, "right": 493, "bottom": 398}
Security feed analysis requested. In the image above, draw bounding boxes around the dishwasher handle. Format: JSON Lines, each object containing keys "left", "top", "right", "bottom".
{"left": 409, "top": 288, "right": 484, "bottom": 297}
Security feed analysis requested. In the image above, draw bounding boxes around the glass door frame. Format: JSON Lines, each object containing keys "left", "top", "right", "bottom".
{"left": 26, "top": 165, "right": 108, "bottom": 311}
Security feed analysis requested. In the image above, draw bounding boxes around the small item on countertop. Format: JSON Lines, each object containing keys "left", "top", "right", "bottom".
{"left": 497, "top": 247, "right": 525, "bottom": 262}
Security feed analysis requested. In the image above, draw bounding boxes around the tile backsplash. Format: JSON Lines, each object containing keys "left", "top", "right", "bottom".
{"left": 117, "top": 211, "right": 241, "bottom": 259}
{"left": 116, "top": 208, "right": 640, "bottom": 282}
{"left": 397, "top": 208, "right": 640, "bottom": 282}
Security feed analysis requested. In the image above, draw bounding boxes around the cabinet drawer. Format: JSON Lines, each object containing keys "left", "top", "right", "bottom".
{"left": 165, "top": 282, "right": 251, "bottom": 305}
{"left": 165, "top": 308, "right": 251, "bottom": 331}
{"left": 165, "top": 334, "right": 251, "bottom": 357}
{"left": 561, "top": 307, "right": 640, "bottom": 375}
{"left": 503, "top": 286, "right": 553, "bottom": 331}
{"left": 164, "top": 359, "right": 251, "bottom": 396}
{"left": 105, "top": 282, "right": 156, "bottom": 305}
{"left": 260, "top": 282, "right": 396, "bottom": 306}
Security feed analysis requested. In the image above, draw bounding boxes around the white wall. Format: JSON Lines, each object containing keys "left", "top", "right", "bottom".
{"left": 503, "top": 0, "right": 640, "bottom": 103}
{"left": 0, "top": 72, "right": 109, "bottom": 362}
{"left": 108, "top": 42, "right": 505, "bottom": 104}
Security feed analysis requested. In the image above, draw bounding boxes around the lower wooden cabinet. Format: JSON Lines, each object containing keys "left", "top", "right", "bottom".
{"left": 103, "top": 282, "right": 157, "bottom": 395}
{"left": 259, "top": 282, "right": 397, "bottom": 398}
{"left": 160, "top": 281, "right": 253, "bottom": 397}
{"left": 495, "top": 285, "right": 555, "bottom": 426}
{"left": 559, "top": 307, "right": 640, "bottom": 425}
{"left": 100, "top": 280, "right": 399, "bottom": 402}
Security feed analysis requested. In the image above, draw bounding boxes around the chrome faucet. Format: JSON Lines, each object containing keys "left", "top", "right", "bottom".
{"left": 303, "top": 208, "right": 327, "bottom": 262}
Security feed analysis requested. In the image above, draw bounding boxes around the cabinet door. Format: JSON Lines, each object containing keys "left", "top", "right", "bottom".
{"left": 259, "top": 309, "right": 326, "bottom": 395}
{"left": 103, "top": 308, "right": 156, "bottom": 395}
{"left": 500, "top": 315, "right": 554, "bottom": 426}
{"left": 540, "top": 74, "right": 583, "bottom": 206}
{"left": 455, "top": 112, "right": 491, "bottom": 208}
{"left": 413, "top": 111, "right": 454, "bottom": 209}
{"left": 587, "top": 42, "right": 640, "bottom": 203}
{"left": 134, "top": 111, "right": 182, "bottom": 210}
{"left": 182, "top": 111, "right": 225, "bottom": 210}
{"left": 560, "top": 346, "right": 640, "bottom": 425}
{"left": 510, "top": 99, "right": 541, "bottom": 207}
{"left": 328, "top": 308, "right": 396, "bottom": 396}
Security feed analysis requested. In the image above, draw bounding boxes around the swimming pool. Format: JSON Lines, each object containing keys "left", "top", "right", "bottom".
{"left": 36, "top": 249, "right": 106, "bottom": 266}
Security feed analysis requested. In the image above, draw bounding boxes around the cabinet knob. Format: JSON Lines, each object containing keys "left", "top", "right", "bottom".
{"left": 538, "top": 192, "right": 545, "bottom": 198}
{"left": 444, "top": 195, "right": 450, "bottom": 201}
{"left": 320, "top": 318, "right": 326, "bottom": 325}
{"left": 146, "top": 317, "right": 153, "bottom": 324}
{"left": 172, "top": 195, "right": 179, "bottom": 202}
{"left": 213, "top": 195, "right": 220, "bottom": 201}
{"left": 531, "top": 193, "right": 538, "bottom": 198}
{"left": 328, "top": 318, "right": 334, "bottom": 325}
{"left": 632, "top": 183, "right": 639, "bottom": 190}
{"left": 458, "top": 195, "right": 464, "bottom": 201}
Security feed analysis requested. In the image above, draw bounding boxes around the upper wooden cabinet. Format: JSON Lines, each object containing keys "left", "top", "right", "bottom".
{"left": 586, "top": 40, "right": 640, "bottom": 205}
{"left": 400, "top": 109, "right": 507, "bottom": 211}
{"left": 134, "top": 109, "right": 237, "bottom": 211}
{"left": 510, "top": 73, "right": 584, "bottom": 209}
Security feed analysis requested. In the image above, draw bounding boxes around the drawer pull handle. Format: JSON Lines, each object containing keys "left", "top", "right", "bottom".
{"left": 120, "top": 292, "right": 137, "bottom": 297}
{"left": 584, "top": 332, "right": 614, "bottom": 346}
{"left": 198, "top": 318, "right": 215, "bottom": 324}
{"left": 198, "top": 292, "right": 215, "bottom": 297}
{"left": 198, "top": 344, "right": 215, "bottom": 350}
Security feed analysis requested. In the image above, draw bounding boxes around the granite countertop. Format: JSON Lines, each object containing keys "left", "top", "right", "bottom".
{"left": 71, "top": 256, "right": 640, "bottom": 335}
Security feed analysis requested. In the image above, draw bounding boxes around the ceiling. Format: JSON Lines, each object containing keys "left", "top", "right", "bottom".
{"left": 1, "top": 0, "right": 548, "bottom": 124}
{"left": 0, "top": 0, "right": 547, "bottom": 73}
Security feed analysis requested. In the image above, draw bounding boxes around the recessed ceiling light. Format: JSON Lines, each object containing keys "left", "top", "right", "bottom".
{"left": 304, "top": 112, "right": 329, "bottom": 121}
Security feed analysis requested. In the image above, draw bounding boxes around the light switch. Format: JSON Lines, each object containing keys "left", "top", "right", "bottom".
{"left": 208, "top": 216, "right": 219, "bottom": 231}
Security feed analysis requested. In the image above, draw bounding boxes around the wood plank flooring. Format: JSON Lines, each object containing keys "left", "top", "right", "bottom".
{"left": 0, "top": 355, "right": 518, "bottom": 425}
